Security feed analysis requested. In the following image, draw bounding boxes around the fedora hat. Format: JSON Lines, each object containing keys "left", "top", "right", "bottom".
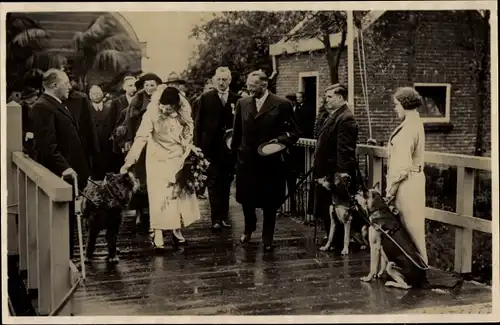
{"left": 165, "top": 72, "right": 187, "bottom": 85}
{"left": 257, "top": 140, "right": 286, "bottom": 156}
{"left": 223, "top": 129, "right": 233, "bottom": 150}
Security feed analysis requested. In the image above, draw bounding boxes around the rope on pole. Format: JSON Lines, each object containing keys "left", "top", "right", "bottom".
{"left": 356, "top": 29, "right": 372, "bottom": 139}
{"left": 360, "top": 29, "right": 373, "bottom": 140}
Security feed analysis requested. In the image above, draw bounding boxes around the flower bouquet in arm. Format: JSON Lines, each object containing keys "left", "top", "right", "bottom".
{"left": 174, "top": 146, "right": 210, "bottom": 196}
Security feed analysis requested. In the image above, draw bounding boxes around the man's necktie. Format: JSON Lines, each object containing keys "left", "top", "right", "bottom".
{"left": 219, "top": 93, "right": 227, "bottom": 106}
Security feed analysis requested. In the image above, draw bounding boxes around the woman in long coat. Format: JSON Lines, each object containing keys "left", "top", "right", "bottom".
{"left": 386, "top": 87, "right": 428, "bottom": 264}
{"left": 121, "top": 85, "right": 200, "bottom": 249}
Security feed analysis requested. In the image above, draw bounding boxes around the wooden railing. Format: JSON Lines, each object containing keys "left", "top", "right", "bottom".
{"left": 282, "top": 138, "right": 492, "bottom": 274}
{"left": 5, "top": 102, "right": 74, "bottom": 316}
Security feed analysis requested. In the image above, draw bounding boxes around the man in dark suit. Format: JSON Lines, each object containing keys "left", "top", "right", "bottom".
{"left": 312, "top": 84, "right": 358, "bottom": 248}
{"left": 231, "top": 70, "right": 301, "bottom": 252}
{"left": 194, "top": 67, "right": 241, "bottom": 230}
{"left": 64, "top": 78, "right": 100, "bottom": 179}
{"left": 109, "top": 76, "right": 137, "bottom": 171}
{"left": 87, "top": 84, "right": 121, "bottom": 180}
{"left": 31, "top": 69, "right": 92, "bottom": 258}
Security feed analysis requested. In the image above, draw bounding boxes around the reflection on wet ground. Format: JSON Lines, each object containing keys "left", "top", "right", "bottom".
{"left": 70, "top": 191, "right": 491, "bottom": 315}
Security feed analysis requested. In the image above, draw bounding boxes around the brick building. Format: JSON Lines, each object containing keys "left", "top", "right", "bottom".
{"left": 22, "top": 12, "right": 144, "bottom": 90}
{"left": 269, "top": 10, "right": 491, "bottom": 156}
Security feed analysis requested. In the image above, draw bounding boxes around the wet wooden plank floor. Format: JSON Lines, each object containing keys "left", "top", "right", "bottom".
{"left": 69, "top": 188, "right": 492, "bottom": 315}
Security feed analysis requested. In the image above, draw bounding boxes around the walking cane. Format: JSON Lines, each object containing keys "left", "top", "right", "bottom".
{"left": 72, "top": 176, "right": 86, "bottom": 280}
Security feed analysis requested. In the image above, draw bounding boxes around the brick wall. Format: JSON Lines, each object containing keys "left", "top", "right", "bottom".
{"left": 275, "top": 10, "right": 491, "bottom": 156}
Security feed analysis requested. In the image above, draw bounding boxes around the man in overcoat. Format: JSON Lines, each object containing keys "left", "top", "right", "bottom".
{"left": 231, "top": 70, "right": 301, "bottom": 252}
{"left": 32, "top": 69, "right": 92, "bottom": 258}
{"left": 194, "top": 67, "right": 241, "bottom": 230}
{"left": 313, "top": 84, "right": 359, "bottom": 248}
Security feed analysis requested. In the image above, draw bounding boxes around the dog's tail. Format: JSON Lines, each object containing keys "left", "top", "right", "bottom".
{"left": 425, "top": 276, "right": 464, "bottom": 294}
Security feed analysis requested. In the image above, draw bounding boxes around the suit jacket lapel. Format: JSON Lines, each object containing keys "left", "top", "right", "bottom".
{"left": 255, "top": 94, "right": 276, "bottom": 119}
{"left": 246, "top": 97, "right": 257, "bottom": 119}
{"left": 318, "top": 105, "right": 347, "bottom": 136}
{"left": 45, "top": 94, "right": 78, "bottom": 126}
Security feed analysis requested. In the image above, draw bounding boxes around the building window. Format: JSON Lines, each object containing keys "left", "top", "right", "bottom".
{"left": 413, "top": 83, "right": 451, "bottom": 123}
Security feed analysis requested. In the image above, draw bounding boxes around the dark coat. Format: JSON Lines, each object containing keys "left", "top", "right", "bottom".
{"left": 194, "top": 89, "right": 241, "bottom": 164}
{"left": 21, "top": 104, "right": 38, "bottom": 160}
{"left": 313, "top": 104, "right": 358, "bottom": 188}
{"left": 89, "top": 101, "right": 121, "bottom": 178}
{"left": 64, "top": 90, "right": 100, "bottom": 175}
{"left": 294, "top": 101, "right": 316, "bottom": 139}
{"left": 109, "top": 94, "right": 131, "bottom": 154}
{"left": 125, "top": 89, "right": 151, "bottom": 143}
{"left": 231, "top": 92, "right": 301, "bottom": 208}
{"left": 31, "top": 93, "right": 91, "bottom": 190}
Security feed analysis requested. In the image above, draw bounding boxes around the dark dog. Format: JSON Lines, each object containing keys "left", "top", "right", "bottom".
{"left": 316, "top": 173, "right": 369, "bottom": 254}
{"left": 82, "top": 172, "right": 139, "bottom": 263}
{"left": 359, "top": 183, "right": 463, "bottom": 291}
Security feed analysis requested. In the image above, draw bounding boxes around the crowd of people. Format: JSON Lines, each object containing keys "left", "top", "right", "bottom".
{"left": 15, "top": 64, "right": 428, "bottom": 262}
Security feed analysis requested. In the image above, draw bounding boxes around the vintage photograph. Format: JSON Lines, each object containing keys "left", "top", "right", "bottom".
{"left": 1, "top": 1, "right": 497, "bottom": 321}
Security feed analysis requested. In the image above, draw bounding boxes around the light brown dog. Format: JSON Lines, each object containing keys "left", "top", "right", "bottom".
{"left": 316, "top": 174, "right": 369, "bottom": 255}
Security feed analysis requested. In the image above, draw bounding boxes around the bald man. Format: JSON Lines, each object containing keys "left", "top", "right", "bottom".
{"left": 231, "top": 70, "right": 301, "bottom": 252}
{"left": 194, "top": 67, "right": 241, "bottom": 231}
{"left": 31, "top": 68, "right": 91, "bottom": 258}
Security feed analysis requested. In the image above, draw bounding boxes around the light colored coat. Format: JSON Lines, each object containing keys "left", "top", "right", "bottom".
{"left": 125, "top": 86, "right": 200, "bottom": 230}
{"left": 386, "top": 110, "right": 428, "bottom": 264}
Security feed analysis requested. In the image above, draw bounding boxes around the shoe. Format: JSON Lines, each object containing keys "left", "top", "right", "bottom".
{"left": 172, "top": 229, "right": 187, "bottom": 246}
{"left": 150, "top": 231, "right": 165, "bottom": 249}
{"left": 240, "top": 232, "right": 252, "bottom": 243}
{"left": 212, "top": 222, "right": 222, "bottom": 231}
{"left": 221, "top": 220, "right": 232, "bottom": 228}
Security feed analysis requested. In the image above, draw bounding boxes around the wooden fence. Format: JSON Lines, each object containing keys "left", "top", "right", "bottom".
{"left": 5, "top": 101, "right": 74, "bottom": 316}
{"left": 282, "top": 138, "right": 492, "bottom": 274}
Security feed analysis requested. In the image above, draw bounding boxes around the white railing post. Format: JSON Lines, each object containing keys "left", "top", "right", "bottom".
{"left": 454, "top": 166, "right": 475, "bottom": 273}
{"left": 6, "top": 101, "right": 23, "bottom": 256}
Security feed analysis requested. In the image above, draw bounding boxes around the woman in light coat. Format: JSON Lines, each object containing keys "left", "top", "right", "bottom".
{"left": 386, "top": 87, "right": 428, "bottom": 265}
{"left": 121, "top": 85, "right": 201, "bottom": 249}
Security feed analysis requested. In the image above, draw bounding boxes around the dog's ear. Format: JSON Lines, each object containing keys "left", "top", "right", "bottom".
{"left": 372, "top": 182, "right": 381, "bottom": 193}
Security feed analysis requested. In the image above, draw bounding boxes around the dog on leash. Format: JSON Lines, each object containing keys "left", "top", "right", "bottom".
{"left": 82, "top": 172, "right": 139, "bottom": 264}
{"left": 359, "top": 183, "right": 463, "bottom": 291}
{"left": 316, "top": 173, "right": 369, "bottom": 255}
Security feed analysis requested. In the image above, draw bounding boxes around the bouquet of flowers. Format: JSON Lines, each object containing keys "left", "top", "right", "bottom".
{"left": 175, "top": 147, "right": 210, "bottom": 196}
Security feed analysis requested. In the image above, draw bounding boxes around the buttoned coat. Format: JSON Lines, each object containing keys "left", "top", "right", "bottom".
{"left": 231, "top": 93, "right": 301, "bottom": 208}
{"left": 31, "top": 93, "right": 91, "bottom": 190}
{"left": 313, "top": 104, "right": 359, "bottom": 190}
{"left": 194, "top": 89, "right": 241, "bottom": 164}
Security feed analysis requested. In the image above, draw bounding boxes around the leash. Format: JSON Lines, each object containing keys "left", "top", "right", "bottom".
{"left": 351, "top": 158, "right": 429, "bottom": 270}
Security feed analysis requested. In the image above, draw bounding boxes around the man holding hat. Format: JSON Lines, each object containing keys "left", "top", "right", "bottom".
{"left": 194, "top": 67, "right": 241, "bottom": 231}
{"left": 231, "top": 70, "right": 301, "bottom": 252}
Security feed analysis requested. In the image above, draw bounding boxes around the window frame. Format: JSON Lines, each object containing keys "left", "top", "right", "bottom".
{"left": 413, "top": 82, "right": 452, "bottom": 124}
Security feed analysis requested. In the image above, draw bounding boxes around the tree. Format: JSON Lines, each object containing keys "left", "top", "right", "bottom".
{"left": 70, "top": 13, "right": 141, "bottom": 91}
{"left": 454, "top": 10, "right": 491, "bottom": 156}
{"left": 284, "top": 11, "right": 370, "bottom": 84}
{"left": 5, "top": 13, "right": 65, "bottom": 97}
{"left": 183, "top": 11, "right": 306, "bottom": 94}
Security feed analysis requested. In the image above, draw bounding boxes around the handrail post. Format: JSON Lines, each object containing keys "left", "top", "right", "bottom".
{"left": 367, "top": 151, "right": 383, "bottom": 190}
{"left": 454, "top": 166, "right": 475, "bottom": 273}
{"left": 6, "top": 101, "right": 23, "bottom": 256}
